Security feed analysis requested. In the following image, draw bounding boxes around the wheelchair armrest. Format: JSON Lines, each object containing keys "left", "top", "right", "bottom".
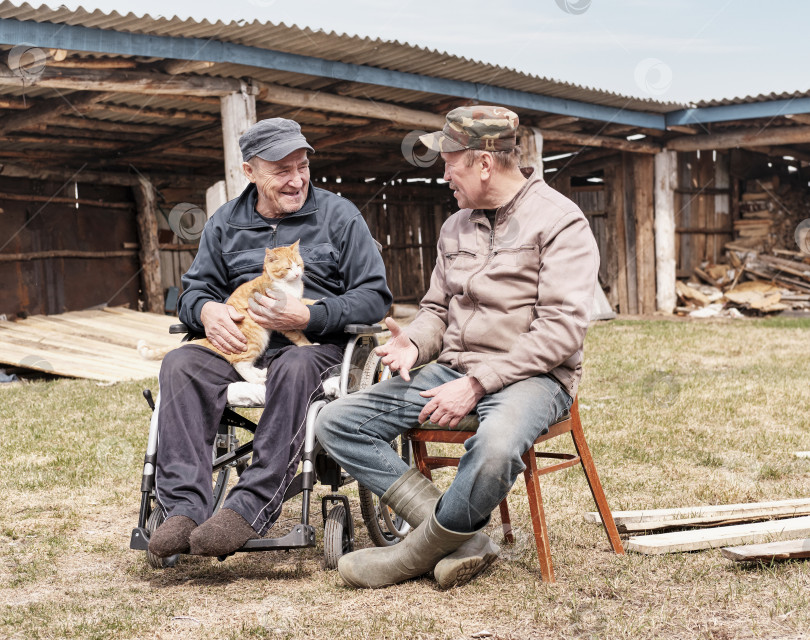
{"left": 169, "top": 323, "right": 205, "bottom": 342}
{"left": 343, "top": 324, "right": 383, "bottom": 334}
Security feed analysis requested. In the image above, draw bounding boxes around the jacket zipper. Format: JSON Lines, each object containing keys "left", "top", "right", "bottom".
{"left": 459, "top": 216, "right": 496, "bottom": 351}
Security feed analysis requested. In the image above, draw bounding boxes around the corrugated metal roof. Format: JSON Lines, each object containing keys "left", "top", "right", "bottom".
{"left": 698, "top": 90, "right": 810, "bottom": 108}
{"left": 0, "top": 0, "right": 685, "bottom": 113}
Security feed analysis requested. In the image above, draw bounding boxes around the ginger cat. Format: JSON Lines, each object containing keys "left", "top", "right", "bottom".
{"left": 138, "top": 241, "right": 314, "bottom": 384}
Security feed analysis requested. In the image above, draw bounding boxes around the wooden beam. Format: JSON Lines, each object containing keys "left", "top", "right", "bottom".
{"left": 254, "top": 81, "right": 445, "bottom": 131}
{"left": 0, "top": 64, "right": 242, "bottom": 97}
{"left": 132, "top": 175, "right": 164, "bottom": 314}
{"left": 536, "top": 114, "right": 579, "bottom": 129}
{"left": 741, "top": 145, "right": 810, "bottom": 163}
{"left": 626, "top": 516, "right": 810, "bottom": 554}
{"left": 722, "top": 538, "right": 810, "bottom": 563}
{"left": 85, "top": 102, "right": 217, "bottom": 122}
{"left": 162, "top": 59, "right": 217, "bottom": 75}
{"left": 0, "top": 96, "right": 28, "bottom": 109}
{"left": 667, "top": 124, "right": 700, "bottom": 135}
{"left": 667, "top": 126, "right": 810, "bottom": 151}
{"left": 220, "top": 89, "right": 257, "bottom": 199}
{"left": 314, "top": 122, "right": 392, "bottom": 149}
{"left": 0, "top": 162, "right": 213, "bottom": 189}
{"left": 48, "top": 58, "right": 137, "bottom": 70}
{"left": 538, "top": 128, "right": 661, "bottom": 154}
{"left": 786, "top": 114, "right": 810, "bottom": 126}
{"left": 0, "top": 91, "right": 113, "bottom": 135}
{"left": 654, "top": 150, "right": 677, "bottom": 313}
{"left": 0, "top": 250, "right": 136, "bottom": 262}
{"left": 108, "top": 122, "right": 221, "bottom": 162}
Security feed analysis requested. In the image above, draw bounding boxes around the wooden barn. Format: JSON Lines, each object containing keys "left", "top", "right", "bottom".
{"left": 1, "top": 1, "right": 810, "bottom": 322}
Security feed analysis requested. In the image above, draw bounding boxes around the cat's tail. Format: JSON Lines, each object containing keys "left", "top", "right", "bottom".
{"left": 136, "top": 339, "right": 173, "bottom": 360}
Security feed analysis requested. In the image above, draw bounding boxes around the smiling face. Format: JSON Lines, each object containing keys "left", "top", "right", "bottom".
{"left": 243, "top": 148, "right": 311, "bottom": 217}
{"left": 441, "top": 150, "right": 483, "bottom": 210}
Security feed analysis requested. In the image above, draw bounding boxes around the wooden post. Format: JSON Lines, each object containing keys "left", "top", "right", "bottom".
{"left": 133, "top": 175, "right": 164, "bottom": 314}
{"left": 518, "top": 126, "right": 543, "bottom": 174}
{"left": 654, "top": 150, "right": 677, "bottom": 313}
{"left": 220, "top": 85, "right": 257, "bottom": 200}
{"left": 206, "top": 180, "right": 228, "bottom": 218}
{"left": 606, "top": 162, "right": 629, "bottom": 314}
{"left": 633, "top": 154, "right": 656, "bottom": 314}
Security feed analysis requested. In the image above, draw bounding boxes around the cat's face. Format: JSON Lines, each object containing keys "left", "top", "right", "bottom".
{"left": 264, "top": 241, "right": 304, "bottom": 282}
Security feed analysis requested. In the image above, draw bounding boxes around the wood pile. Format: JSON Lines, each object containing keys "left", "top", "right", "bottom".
{"left": 676, "top": 241, "right": 810, "bottom": 317}
{"left": 585, "top": 498, "right": 810, "bottom": 561}
{"left": 733, "top": 176, "right": 810, "bottom": 251}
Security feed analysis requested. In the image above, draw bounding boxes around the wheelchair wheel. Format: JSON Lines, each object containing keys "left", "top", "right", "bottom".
{"left": 358, "top": 437, "right": 412, "bottom": 547}
{"left": 324, "top": 504, "right": 354, "bottom": 569}
{"left": 145, "top": 508, "right": 179, "bottom": 569}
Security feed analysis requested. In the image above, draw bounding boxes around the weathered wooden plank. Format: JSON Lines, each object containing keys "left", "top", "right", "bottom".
{"left": 625, "top": 516, "right": 810, "bottom": 554}
{"left": 721, "top": 538, "right": 810, "bottom": 562}
{"left": 0, "top": 308, "right": 180, "bottom": 381}
{"left": 585, "top": 498, "right": 810, "bottom": 527}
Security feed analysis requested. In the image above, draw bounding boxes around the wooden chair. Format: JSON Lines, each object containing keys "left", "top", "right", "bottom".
{"left": 404, "top": 396, "right": 624, "bottom": 582}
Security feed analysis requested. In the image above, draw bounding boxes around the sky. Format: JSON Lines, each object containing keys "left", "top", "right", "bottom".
{"left": 11, "top": 0, "right": 809, "bottom": 104}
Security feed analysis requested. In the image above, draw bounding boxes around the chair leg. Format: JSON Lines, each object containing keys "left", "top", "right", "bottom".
{"left": 498, "top": 498, "right": 514, "bottom": 543}
{"left": 569, "top": 402, "right": 624, "bottom": 555}
{"left": 411, "top": 440, "right": 433, "bottom": 481}
{"left": 522, "top": 448, "right": 555, "bottom": 582}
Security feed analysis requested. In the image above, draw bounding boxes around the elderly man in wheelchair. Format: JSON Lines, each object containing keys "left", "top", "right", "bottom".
{"left": 131, "top": 117, "right": 392, "bottom": 564}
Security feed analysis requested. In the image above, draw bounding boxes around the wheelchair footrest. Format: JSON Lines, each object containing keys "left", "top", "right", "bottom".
{"left": 130, "top": 527, "right": 150, "bottom": 551}
{"left": 237, "top": 524, "right": 317, "bottom": 552}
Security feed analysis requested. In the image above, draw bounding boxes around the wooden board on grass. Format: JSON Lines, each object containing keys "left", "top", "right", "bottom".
{"left": 625, "top": 516, "right": 810, "bottom": 554}
{"left": 0, "top": 307, "right": 180, "bottom": 382}
{"left": 721, "top": 538, "right": 810, "bottom": 562}
{"left": 584, "top": 498, "right": 810, "bottom": 532}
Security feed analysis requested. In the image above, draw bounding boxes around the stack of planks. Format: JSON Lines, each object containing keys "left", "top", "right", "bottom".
{"left": 585, "top": 498, "right": 810, "bottom": 562}
{"left": 675, "top": 244, "right": 810, "bottom": 315}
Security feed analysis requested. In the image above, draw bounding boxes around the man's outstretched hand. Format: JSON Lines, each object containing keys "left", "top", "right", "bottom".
{"left": 375, "top": 317, "right": 418, "bottom": 381}
{"left": 418, "top": 376, "right": 486, "bottom": 428}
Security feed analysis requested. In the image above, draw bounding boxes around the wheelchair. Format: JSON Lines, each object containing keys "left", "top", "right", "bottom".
{"left": 129, "top": 323, "right": 412, "bottom": 569}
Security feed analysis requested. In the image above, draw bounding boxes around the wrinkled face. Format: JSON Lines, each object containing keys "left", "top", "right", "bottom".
{"left": 441, "top": 150, "right": 482, "bottom": 210}
{"left": 244, "top": 148, "right": 310, "bottom": 216}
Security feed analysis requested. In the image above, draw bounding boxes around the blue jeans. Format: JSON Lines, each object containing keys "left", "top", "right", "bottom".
{"left": 316, "top": 363, "right": 572, "bottom": 533}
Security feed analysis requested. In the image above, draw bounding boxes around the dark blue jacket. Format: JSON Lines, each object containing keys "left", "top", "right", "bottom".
{"left": 178, "top": 182, "right": 392, "bottom": 345}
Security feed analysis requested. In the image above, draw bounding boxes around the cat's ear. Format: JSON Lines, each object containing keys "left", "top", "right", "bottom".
{"left": 265, "top": 247, "right": 277, "bottom": 261}
{"left": 291, "top": 239, "right": 300, "bottom": 251}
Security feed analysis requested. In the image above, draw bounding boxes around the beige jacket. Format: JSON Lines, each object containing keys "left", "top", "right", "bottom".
{"left": 405, "top": 170, "right": 599, "bottom": 398}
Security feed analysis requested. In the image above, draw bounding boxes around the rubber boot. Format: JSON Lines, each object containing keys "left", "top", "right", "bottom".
{"left": 378, "top": 469, "right": 500, "bottom": 588}
{"left": 338, "top": 507, "right": 481, "bottom": 589}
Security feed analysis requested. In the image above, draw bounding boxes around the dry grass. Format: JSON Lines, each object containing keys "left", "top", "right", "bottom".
{"left": 1, "top": 317, "right": 810, "bottom": 639}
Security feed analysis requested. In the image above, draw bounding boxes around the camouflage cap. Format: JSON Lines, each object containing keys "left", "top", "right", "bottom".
{"left": 419, "top": 105, "right": 519, "bottom": 153}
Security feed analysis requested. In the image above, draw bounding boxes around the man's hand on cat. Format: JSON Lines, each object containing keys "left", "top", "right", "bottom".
{"left": 375, "top": 317, "right": 418, "bottom": 381}
{"left": 201, "top": 301, "right": 247, "bottom": 354}
{"left": 248, "top": 290, "right": 311, "bottom": 330}
{"left": 418, "top": 376, "right": 486, "bottom": 428}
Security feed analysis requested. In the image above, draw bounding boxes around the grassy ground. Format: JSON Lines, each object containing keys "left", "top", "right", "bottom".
{"left": 1, "top": 317, "right": 809, "bottom": 639}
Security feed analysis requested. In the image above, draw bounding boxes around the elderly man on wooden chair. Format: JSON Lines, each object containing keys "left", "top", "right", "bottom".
{"left": 316, "top": 105, "right": 599, "bottom": 589}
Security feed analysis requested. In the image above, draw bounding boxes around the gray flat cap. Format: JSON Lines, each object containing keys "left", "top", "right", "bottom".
{"left": 239, "top": 118, "right": 314, "bottom": 162}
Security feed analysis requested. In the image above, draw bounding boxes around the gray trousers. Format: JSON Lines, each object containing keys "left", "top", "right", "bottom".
{"left": 155, "top": 342, "right": 343, "bottom": 535}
